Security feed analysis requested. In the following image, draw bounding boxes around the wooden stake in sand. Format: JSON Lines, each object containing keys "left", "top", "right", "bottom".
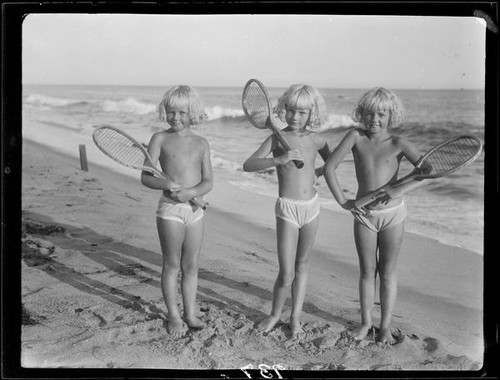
{"left": 79, "top": 144, "right": 88, "bottom": 171}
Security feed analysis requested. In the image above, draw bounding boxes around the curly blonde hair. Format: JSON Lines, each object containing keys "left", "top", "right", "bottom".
{"left": 158, "top": 85, "right": 207, "bottom": 125}
{"left": 274, "top": 84, "right": 327, "bottom": 129}
{"left": 352, "top": 87, "right": 405, "bottom": 128}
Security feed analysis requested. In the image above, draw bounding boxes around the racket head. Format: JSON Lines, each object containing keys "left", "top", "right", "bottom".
{"left": 92, "top": 125, "right": 152, "bottom": 171}
{"left": 413, "top": 134, "right": 483, "bottom": 179}
{"left": 242, "top": 79, "right": 273, "bottom": 129}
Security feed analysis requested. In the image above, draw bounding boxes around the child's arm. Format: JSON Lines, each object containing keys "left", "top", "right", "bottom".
{"left": 140, "top": 133, "right": 180, "bottom": 191}
{"left": 314, "top": 135, "right": 331, "bottom": 178}
{"left": 170, "top": 139, "right": 213, "bottom": 203}
{"left": 243, "top": 135, "right": 301, "bottom": 172}
{"left": 324, "top": 130, "right": 358, "bottom": 209}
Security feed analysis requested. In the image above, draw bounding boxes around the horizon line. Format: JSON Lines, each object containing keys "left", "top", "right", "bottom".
{"left": 23, "top": 83, "right": 485, "bottom": 91}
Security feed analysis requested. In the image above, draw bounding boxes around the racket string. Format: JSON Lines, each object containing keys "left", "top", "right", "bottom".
{"left": 95, "top": 129, "right": 146, "bottom": 167}
{"left": 422, "top": 137, "right": 481, "bottom": 175}
{"left": 242, "top": 82, "right": 270, "bottom": 128}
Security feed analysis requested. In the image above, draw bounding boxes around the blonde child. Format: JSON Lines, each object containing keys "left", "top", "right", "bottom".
{"left": 324, "top": 87, "right": 424, "bottom": 344}
{"left": 243, "top": 84, "right": 330, "bottom": 338}
{"left": 141, "top": 85, "right": 213, "bottom": 338}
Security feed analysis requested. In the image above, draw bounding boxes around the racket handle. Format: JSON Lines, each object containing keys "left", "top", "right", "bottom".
{"left": 293, "top": 160, "right": 304, "bottom": 169}
{"left": 354, "top": 190, "right": 384, "bottom": 209}
{"left": 271, "top": 126, "right": 304, "bottom": 169}
{"left": 153, "top": 169, "right": 208, "bottom": 210}
{"left": 190, "top": 197, "right": 208, "bottom": 210}
{"left": 354, "top": 174, "right": 417, "bottom": 209}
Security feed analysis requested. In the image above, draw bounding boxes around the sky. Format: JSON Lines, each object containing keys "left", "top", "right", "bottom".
{"left": 22, "top": 14, "right": 486, "bottom": 89}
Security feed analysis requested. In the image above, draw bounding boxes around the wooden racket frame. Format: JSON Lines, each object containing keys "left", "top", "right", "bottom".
{"left": 242, "top": 79, "right": 304, "bottom": 168}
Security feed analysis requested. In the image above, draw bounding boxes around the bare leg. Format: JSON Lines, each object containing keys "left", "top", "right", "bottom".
{"left": 181, "top": 219, "right": 205, "bottom": 330}
{"left": 290, "top": 216, "right": 319, "bottom": 338}
{"left": 351, "top": 221, "right": 378, "bottom": 340}
{"left": 157, "top": 218, "right": 187, "bottom": 338}
{"left": 377, "top": 221, "right": 404, "bottom": 344}
{"left": 258, "top": 218, "right": 298, "bottom": 333}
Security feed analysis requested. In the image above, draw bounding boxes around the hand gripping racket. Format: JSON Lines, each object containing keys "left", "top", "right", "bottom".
{"left": 354, "top": 134, "right": 483, "bottom": 209}
{"left": 92, "top": 125, "right": 208, "bottom": 210}
{"left": 242, "top": 79, "right": 304, "bottom": 168}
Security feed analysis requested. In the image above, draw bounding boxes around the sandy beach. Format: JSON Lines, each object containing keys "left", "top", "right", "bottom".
{"left": 20, "top": 139, "right": 484, "bottom": 371}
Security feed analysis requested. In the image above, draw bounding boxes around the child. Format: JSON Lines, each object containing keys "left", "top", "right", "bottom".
{"left": 324, "top": 87, "right": 424, "bottom": 344}
{"left": 141, "top": 85, "right": 213, "bottom": 338}
{"left": 243, "top": 84, "right": 330, "bottom": 338}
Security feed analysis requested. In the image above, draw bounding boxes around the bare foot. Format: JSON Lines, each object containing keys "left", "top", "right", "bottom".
{"left": 289, "top": 318, "right": 303, "bottom": 339}
{"left": 377, "top": 327, "right": 396, "bottom": 345}
{"left": 167, "top": 317, "right": 187, "bottom": 338}
{"left": 257, "top": 315, "right": 280, "bottom": 333}
{"left": 185, "top": 315, "right": 204, "bottom": 330}
{"left": 349, "top": 324, "right": 371, "bottom": 341}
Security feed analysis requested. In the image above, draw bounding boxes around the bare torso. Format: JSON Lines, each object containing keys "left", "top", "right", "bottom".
{"left": 155, "top": 130, "right": 206, "bottom": 195}
{"left": 352, "top": 131, "right": 404, "bottom": 210}
{"left": 274, "top": 130, "right": 327, "bottom": 200}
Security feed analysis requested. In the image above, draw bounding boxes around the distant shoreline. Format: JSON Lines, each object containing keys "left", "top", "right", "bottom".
{"left": 22, "top": 83, "right": 485, "bottom": 92}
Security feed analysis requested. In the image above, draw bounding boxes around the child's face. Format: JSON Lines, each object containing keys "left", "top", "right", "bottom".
{"left": 165, "top": 104, "right": 190, "bottom": 131}
{"left": 285, "top": 106, "right": 311, "bottom": 130}
{"left": 361, "top": 108, "right": 390, "bottom": 134}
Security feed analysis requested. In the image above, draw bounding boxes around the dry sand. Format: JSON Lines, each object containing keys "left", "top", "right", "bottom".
{"left": 20, "top": 139, "right": 484, "bottom": 372}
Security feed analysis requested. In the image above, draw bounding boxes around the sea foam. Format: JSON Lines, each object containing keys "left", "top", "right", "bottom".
{"left": 102, "top": 98, "right": 156, "bottom": 115}
{"left": 25, "top": 93, "right": 82, "bottom": 107}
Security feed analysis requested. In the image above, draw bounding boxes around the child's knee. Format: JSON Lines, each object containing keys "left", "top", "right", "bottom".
{"left": 277, "top": 271, "right": 294, "bottom": 287}
{"left": 359, "top": 266, "right": 377, "bottom": 280}
{"left": 294, "top": 260, "right": 309, "bottom": 275}
{"left": 181, "top": 262, "right": 198, "bottom": 276}
{"left": 379, "top": 271, "right": 397, "bottom": 283}
{"left": 163, "top": 261, "right": 181, "bottom": 275}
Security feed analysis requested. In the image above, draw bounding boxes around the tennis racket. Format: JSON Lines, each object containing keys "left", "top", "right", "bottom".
{"left": 92, "top": 125, "right": 208, "bottom": 210}
{"left": 354, "top": 134, "right": 483, "bottom": 209}
{"left": 242, "top": 79, "right": 304, "bottom": 168}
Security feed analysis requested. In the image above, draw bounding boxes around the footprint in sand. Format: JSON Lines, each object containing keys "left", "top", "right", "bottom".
{"left": 22, "top": 304, "right": 44, "bottom": 325}
{"left": 107, "top": 328, "right": 120, "bottom": 342}
{"left": 24, "top": 221, "right": 65, "bottom": 235}
{"left": 312, "top": 335, "right": 340, "bottom": 349}
{"left": 81, "top": 177, "right": 104, "bottom": 191}
{"left": 423, "top": 337, "right": 439, "bottom": 353}
{"left": 22, "top": 239, "right": 55, "bottom": 265}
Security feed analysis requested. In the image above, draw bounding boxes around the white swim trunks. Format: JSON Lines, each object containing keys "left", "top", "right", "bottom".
{"left": 156, "top": 194, "right": 204, "bottom": 226}
{"left": 275, "top": 193, "right": 320, "bottom": 228}
{"left": 353, "top": 201, "right": 407, "bottom": 232}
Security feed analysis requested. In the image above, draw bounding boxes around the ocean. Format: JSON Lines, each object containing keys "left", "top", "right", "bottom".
{"left": 22, "top": 84, "right": 485, "bottom": 255}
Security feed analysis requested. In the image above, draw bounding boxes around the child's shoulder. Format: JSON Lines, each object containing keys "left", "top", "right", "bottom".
{"left": 389, "top": 134, "right": 419, "bottom": 154}
{"left": 152, "top": 129, "right": 207, "bottom": 141}
{"left": 153, "top": 129, "right": 188, "bottom": 143}
{"left": 187, "top": 133, "right": 211, "bottom": 150}
{"left": 149, "top": 129, "right": 169, "bottom": 143}
{"left": 345, "top": 127, "right": 365, "bottom": 141}
{"left": 197, "top": 134, "right": 210, "bottom": 147}
{"left": 388, "top": 133, "right": 410, "bottom": 146}
{"left": 308, "top": 129, "right": 328, "bottom": 146}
